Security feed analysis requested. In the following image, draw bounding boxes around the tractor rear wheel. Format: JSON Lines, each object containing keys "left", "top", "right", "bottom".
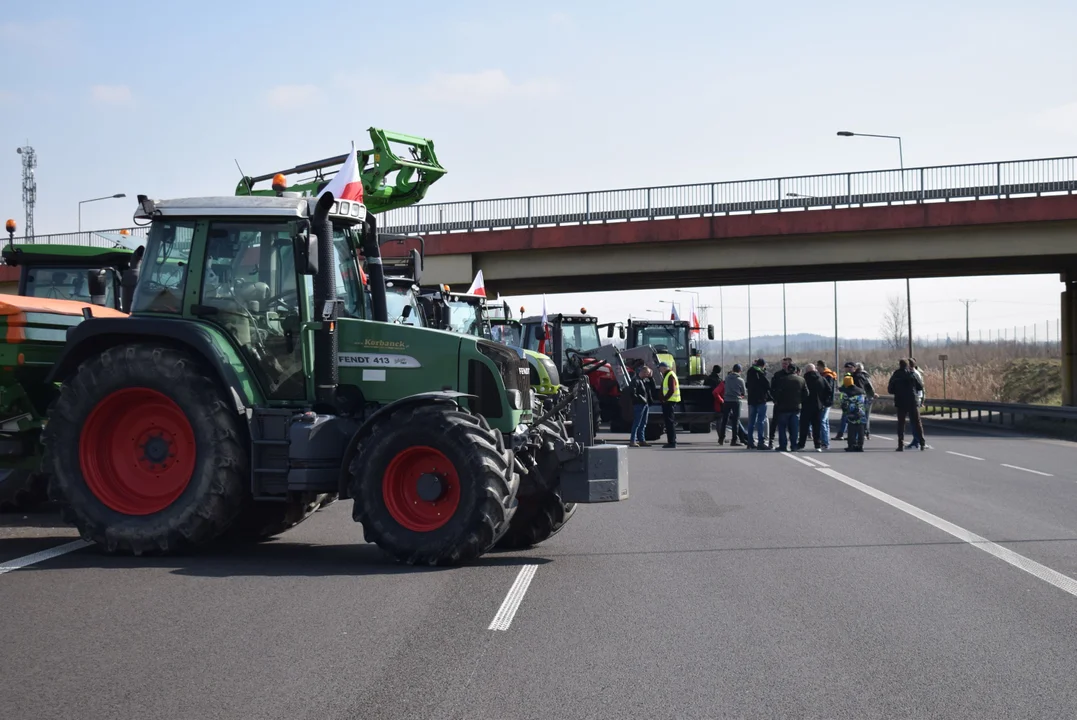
{"left": 495, "top": 489, "right": 577, "bottom": 550}
{"left": 42, "top": 344, "right": 247, "bottom": 554}
{"left": 349, "top": 404, "right": 518, "bottom": 565}
{"left": 0, "top": 470, "right": 48, "bottom": 512}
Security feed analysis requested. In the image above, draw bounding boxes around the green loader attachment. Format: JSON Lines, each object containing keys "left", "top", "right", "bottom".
{"left": 236, "top": 128, "right": 446, "bottom": 214}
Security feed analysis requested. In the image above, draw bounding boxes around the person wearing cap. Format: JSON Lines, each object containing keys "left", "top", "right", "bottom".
{"left": 718, "top": 363, "right": 747, "bottom": 447}
{"left": 770, "top": 363, "right": 808, "bottom": 452}
{"left": 658, "top": 362, "right": 680, "bottom": 448}
{"left": 745, "top": 358, "right": 771, "bottom": 450}
{"left": 839, "top": 374, "right": 867, "bottom": 451}
{"left": 836, "top": 362, "right": 858, "bottom": 441}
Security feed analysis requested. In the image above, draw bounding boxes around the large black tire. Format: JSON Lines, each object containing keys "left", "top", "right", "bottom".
{"left": 225, "top": 492, "right": 327, "bottom": 542}
{"left": 644, "top": 424, "right": 664, "bottom": 442}
{"left": 495, "top": 489, "right": 577, "bottom": 549}
{"left": 349, "top": 404, "right": 518, "bottom": 566}
{"left": 0, "top": 470, "right": 49, "bottom": 512}
{"left": 42, "top": 344, "right": 248, "bottom": 555}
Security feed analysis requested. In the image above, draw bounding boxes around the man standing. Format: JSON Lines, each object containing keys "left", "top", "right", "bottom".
{"left": 854, "top": 362, "right": 876, "bottom": 439}
{"left": 907, "top": 358, "right": 928, "bottom": 449}
{"left": 745, "top": 358, "right": 770, "bottom": 451}
{"left": 839, "top": 375, "right": 867, "bottom": 451}
{"left": 768, "top": 357, "right": 793, "bottom": 449}
{"left": 718, "top": 364, "right": 746, "bottom": 446}
{"left": 703, "top": 365, "right": 723, "bottom": 391}
{"left": 658, "top": 362, "right": 680, "bottom": 448}
{"left": 771, "top": 364, "right": 808, "bottom": 452}
{"left": 836, "top": 361, "right": 857, "bottom": 441}
{"left": 798, "top": 363, "right": 828, "bottom": 451}
{"left": 628, "top": 364, "right": 655, "bottom": 448}
{"left": 816, "top": 360, "right": 838, "bottom": 449}
{"left": 887, "top": 359, "right": 925, "bottom": 451}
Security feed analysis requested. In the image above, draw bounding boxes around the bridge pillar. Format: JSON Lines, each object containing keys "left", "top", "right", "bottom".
{"left": 1063, "top": 271, "right": 1077, "bottom": 406}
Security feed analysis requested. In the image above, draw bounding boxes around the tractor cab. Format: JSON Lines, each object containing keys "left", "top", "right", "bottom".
{"left": 377, "top": 234, "right": 426, "bottom": 327}
{"left": 519, "top": 312, "right": 604, "bottom": 377}
{"left": 625, "top": 319, "right": 714, "bottom": 382}
{"left": 2, "top": 239, "right": 144, "bottom": 312}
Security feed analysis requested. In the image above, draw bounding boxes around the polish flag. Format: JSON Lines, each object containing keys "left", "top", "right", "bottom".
{"left": 318, "top": 141, "right": 364, "bottom": 203}
{"left": 539, "top": 294, "right": 549, "bottom": 355}
{"left": 670, "top": 302, "right": 681, "bottom": 322}
{"left": 689, "top": 295, "right": 700, "bottom": 337}
{"left": 466, "top": 270, "right": 486, "bottom": 297}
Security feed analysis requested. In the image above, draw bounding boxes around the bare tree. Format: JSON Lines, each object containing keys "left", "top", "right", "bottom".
{"left": 881, "top": 295, "right": 908, "bottom": 350}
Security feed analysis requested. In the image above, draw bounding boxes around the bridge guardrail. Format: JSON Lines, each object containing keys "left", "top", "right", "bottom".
{"left": 9, "top": 155, "right": 1077, "bottom": 244}
{"left": 874, "top": 396, "right": 1077, "bottom": 425}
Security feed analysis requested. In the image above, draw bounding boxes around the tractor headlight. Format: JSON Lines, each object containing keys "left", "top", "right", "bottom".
{"left": 507, "top": 390, "right": 522, "bottom": 410}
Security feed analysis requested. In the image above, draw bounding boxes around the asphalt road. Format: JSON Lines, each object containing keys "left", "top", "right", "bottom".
{"left": 3, "top": 416, "right": 1077, "bottom": 720}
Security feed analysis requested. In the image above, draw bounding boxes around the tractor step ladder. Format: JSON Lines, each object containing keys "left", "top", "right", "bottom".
{"left": 250, "top": 408, "right": 294, "bottom": 498}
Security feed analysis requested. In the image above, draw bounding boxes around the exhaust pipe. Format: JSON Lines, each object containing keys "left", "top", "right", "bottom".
{"left": 361, "top": 214, "right": 388, "bottom": 323}
{"left": 312, "top": 194, "right": 340, "bottom": 410}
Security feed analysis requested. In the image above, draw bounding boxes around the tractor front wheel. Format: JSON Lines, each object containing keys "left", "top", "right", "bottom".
{"left": 349, "top": 404, "right": 518, "bottom": 565}
{"left": 495, "top": 489, "right": 577, "bottom": 550}
{"left": 42, "top": 344, "right": 247, "bottom": 554}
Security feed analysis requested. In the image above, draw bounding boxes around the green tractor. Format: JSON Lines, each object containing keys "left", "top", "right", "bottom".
{"left": 624, "top": 319, "right": 717, "bottom": 434}
{"left": 0, "top": 234, "right": 144, "bottom": 510}
{"left": 40, "top": 191, "right": 629, "bottom": 563}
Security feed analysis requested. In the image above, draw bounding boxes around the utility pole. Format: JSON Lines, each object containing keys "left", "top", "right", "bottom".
{"left": 906, "top": 279, "right": 913, "bottom": 360}
{"left": 16, "top": 144, "right": 36, "bottom": 241}
{"left": 958, "top": 299, "right": 976, "bottom": 345}
{"left": 782, "top": 283, "right": 787, "bottom": 358}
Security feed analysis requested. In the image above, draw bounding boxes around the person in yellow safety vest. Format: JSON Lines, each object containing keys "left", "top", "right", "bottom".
{"left": 659, "top": 362, "right": 681, "bottom": 448}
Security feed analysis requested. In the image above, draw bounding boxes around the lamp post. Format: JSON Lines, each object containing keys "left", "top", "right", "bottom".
{"left": 78, "top": 193, "right": 126, "bottom": 232}
{"left": 675, "top": 288, "right": 700, "bottom": 323}
{"left": 837, "top": 130, "right": 912, "bottom": 358}
{"left": 959, "top": 299, "right": 977, "bottom": 345}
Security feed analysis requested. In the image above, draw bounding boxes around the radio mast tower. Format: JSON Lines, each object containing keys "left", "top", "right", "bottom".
{"left": 16, "top": 144, "right": 36, "bottom": 241}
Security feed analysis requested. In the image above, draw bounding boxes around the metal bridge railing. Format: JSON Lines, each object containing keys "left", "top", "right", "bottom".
{"left": 6, "top": 226, "right": 150, "bottom": 247}
{"left": 9, "top": 156, "right": 1077, "bottom": 244}
{"left": 377, "top": 155, "right": 1077, "bottom": 236}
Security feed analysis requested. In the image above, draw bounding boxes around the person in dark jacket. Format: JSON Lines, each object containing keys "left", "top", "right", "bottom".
{"left": 887, "top": 359, "right": 925, "bottom": 451}
{"left": 628, "top": 364, "right": 655, "bottom": 447}
{"left": 771, "top": 364, "right": 808, "bottom": 452}
{"left": 797, "top": 364, "right": 828, "bottom": 451}
{"left": 718, "top": 364, "right": 747, "bottom": 446}
{"left": 768, "top": 357, "right": 793, "bottom": 448}
{"left": 839, "top": 375, "right": 867, "bottom": 451}
{"left": 703, "top": 365, "right": 722, "bottom": 391}
{"left": 854, "top": 362, "right": 876, "bottom": 439}
{"left": 745, "top": 358, "right": 770, "bottom": 450}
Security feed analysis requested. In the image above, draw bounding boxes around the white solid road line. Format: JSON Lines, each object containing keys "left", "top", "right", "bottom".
{"left": 488, "top": 564, "right": 539, "bottom": 631}
{"left": 869, "top": 434, "right": 892, "bottom": 441}
{"left": 1000, "top": 463, "right": 1054, "bottom": 477}
{"left": 780, "top": 452, "right": 819, "bottom": 468}
{"left": 816, "top": 467, "right": 1077, "bottom": 600}
{"left": 947, "top": 451, "right": 986, "bottom": 461}
{"left": 0, "top": 539, "right": 91, "bottom": 576}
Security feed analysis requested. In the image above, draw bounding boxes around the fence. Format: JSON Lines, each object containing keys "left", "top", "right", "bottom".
{"left": 919, "top": 398, "right": 1077, "bottom": 424}
{"left": 8, "top": 155, "right": 1077, "bottom": 245}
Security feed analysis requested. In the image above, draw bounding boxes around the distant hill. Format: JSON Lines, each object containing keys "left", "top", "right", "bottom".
{"left": 694, "top": 333, "right": 885, "bottom": 365}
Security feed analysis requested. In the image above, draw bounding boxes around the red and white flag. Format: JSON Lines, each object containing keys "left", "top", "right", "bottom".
{"left": 466, "top": 270, "right": 486, "bottom": 297}
{"left": 689, "top": 295, "right": 701, "bottom": 337}
{"left": 318, "top": 141, "right": 364, "bottom": 203}
{"left": 539, "top": 294, "right": 549, "bottom": 355}
{"left": 670, "top": 302, "right": 681, "bottom": 322}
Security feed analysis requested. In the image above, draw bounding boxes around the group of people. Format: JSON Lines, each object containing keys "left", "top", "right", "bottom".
{"left": 625, "top": 354, "right": 930, "bottom": 452}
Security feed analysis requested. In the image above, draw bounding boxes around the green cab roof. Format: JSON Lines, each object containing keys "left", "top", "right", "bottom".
{"left": 2, "top": 243, "right": 137, "bottom": 269}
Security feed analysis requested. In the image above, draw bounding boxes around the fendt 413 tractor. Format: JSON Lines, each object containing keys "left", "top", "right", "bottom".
{"left": 41, "top": 191, "right": 629, "bottom": 564}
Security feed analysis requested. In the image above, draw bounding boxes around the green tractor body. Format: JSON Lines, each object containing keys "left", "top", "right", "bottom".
{"left": 2, "top": 238, "right": 142, "bottom": 312}
{"left": 41, "top": 192, "right": 628, "bottom": 562}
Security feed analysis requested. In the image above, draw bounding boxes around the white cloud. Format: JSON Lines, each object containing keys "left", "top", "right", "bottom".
{"left": 419, "top": 70, "right": 557, "bottom": 104}
{"left": 1032, "top": 102, "right": 1077, "bottom": 135}
{"left": 90, "top": 84, "right": 134, "bottom": 106}
{"left": 266, "top": 84, "right": 321, "bottom": 109}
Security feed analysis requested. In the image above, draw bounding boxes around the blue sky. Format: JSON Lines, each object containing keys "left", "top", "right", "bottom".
{"left": 4, "top": 1, "right": 1076, "bottom": 340}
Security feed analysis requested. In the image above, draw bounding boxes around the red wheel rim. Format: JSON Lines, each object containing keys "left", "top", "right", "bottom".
{"left": 79, "top": 388, "right": 197, "bottom": 516}
{"left": 382, "top": 446, "right": 461, "bottom": 532}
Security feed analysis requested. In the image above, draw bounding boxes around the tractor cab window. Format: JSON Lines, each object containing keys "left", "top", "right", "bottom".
{"left": 634, "top": 326, "right": 688, "bottom": 357}
{"left": 132, "top": 220, "right": 195, "bottom": 314}
{"left": 24, "top": 267, "right": 117, "bottom": 308}
{"left": 446, "top": 298, "right": 483, "bottom": 336}
{"left": 200, "top": 221, "right": 305, "bottom": 401}
{"left": 295, "top": 231, "right": 366, "bottom": 320}
{"left": 491, "top": 321, "right": 521, "bottom": 346}
{"left": 385, "top": 281, "right": 423, "bottom": 326}
{"left": 561, "top": 322, "right": 602, "bottom": 364}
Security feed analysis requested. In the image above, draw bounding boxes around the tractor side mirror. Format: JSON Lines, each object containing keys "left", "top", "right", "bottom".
{"left": 401, "top": 305, "right": 413, "bottom": 322}
{"left": 410, "top": 249, "right": 423, "bottom": 286}
{"left": 707, "top": 324, "right": 715, "bottom": 340}
{"left": 294, "top": 233, "right": 319, "bottom": 275}
{"left": 536, "top": 326, "right": 547, "bottom": 341}
{"left": 619, "top": 326, "right": 626, "bottom": 340}
{"left": 606, "top": 325, "right": 614, "bottom": 338}
{"left": 87, "top": 269, "right": 108, "bottom": 306}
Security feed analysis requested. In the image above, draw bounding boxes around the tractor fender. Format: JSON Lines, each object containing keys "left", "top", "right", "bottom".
{"left": 46, "top": 317, "right": 259, "bottom": 414}
{"left": 336, "top": 390, "right": 473, "bottom": 497}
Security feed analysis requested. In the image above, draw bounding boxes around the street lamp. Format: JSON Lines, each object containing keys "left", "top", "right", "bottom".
{"left": 838, "top": 130, "right": 912, "bottom": 358}
{"left": 78, "top": 193, "right": 126, "bottom": 232}
{"left": 674, "top": 289, "right": 701, "bottom": 324}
